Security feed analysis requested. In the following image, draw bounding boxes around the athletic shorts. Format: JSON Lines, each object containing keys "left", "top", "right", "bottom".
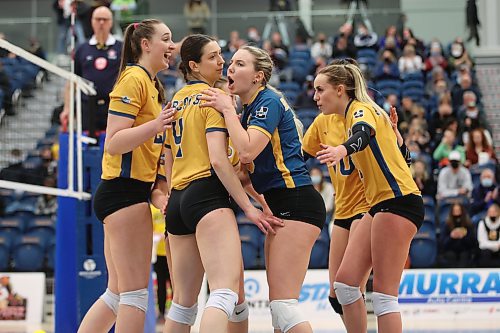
{"left": 368, "top": 194, "right": 424, "bottom": 229}
{"left": 263, "top": 185, "right": 326, "bottom": 230}
{"left": 334, "top": 212, "right": 366, "bottom": 231}
{"left": 166, "top": 175, "right": 231, "bottom": 236}
{"left": 93, "top": 177, "right": 153, "bottom": 222}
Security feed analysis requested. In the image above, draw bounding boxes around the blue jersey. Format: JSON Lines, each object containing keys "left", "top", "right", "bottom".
{"left": 241, "top": 87, "right": 311, "bottom": 193}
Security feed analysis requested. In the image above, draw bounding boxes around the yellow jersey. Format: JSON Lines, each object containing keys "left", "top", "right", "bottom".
{"left": 102, "top": 65, "right": 165, "bottom": 182}
{"left": 303, "top": 113, "right": 369, "bottom": 219}
{"left": 151, "top": 205, "right": 166, "bottom": 256}
{"left": 165, "top": 81, "right": 228, "bottom": 190}
{"left": 344, "top": 100, "right": 420, "bottom": 205}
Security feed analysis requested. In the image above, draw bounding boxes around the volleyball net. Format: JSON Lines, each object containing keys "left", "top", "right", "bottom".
{"left": 0, "top": 38, "right": 96, "bottom": 201}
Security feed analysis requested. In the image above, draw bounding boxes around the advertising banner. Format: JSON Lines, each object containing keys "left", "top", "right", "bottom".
{"left": 0, "top": 272, "right": 45, "bottom": 324}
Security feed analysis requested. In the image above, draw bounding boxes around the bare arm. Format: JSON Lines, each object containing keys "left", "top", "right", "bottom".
{"left": 105, "top": 103, "right": 175, "bottom": 155}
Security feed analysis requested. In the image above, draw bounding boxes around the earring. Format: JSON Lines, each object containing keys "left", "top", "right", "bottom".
{"left": 252, "top": 80, "right": 257, "bottom": 84}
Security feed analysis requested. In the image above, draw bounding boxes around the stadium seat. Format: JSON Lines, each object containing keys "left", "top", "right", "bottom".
{"left": 309, "top": 226, "right": 329, "bottom": 269}
{"left": 11, "top": 235, "right": 46, "bottom": 271}
{"left": 25, "top": 216, "right": 56, "bottom": 237}
{"left": 0, "top": 216, "right": 25, "bottom": 235}
{"left": 46, "top": 237, "right": 56, "bottom": 271}
{"left": 0, "top": 235, "right": 11, "bottom": 271}
{"left": 279, "top": 81, "right": 301, "bottom": 93}
{"left": 289, "top": 50, "right": 311, "bottom": 61}
{"left": 238, "top": 222, "right": 263, "bottom": 269}
{"left": 409, "top": 222, "right": 437, "bottom": 268}
{"left": 376, "top": 79, "right": 402, "bottom": 91}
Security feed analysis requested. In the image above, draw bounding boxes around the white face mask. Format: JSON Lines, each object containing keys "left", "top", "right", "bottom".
{"left": 481, "top": 178, "right": 493, "bottom": 187}
{"left": 311, "top": 175, "right": 322, "bottom": 185}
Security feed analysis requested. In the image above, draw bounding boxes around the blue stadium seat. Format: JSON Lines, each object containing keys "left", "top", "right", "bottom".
{"left": 279, "top": 81, "right": 301, "bottom": 93}
{"left": 409, "top": 222, "right": 437, "bottom": 268}
{"left": 25, "top": 216, "right": 55, "bottom": 236}
{"left": 0, "top": 216, "right": 25, "bottom": 235}
{"left": 46, "top": 237, "right": 56, "bottom": 271}
{"left": 11, "top": 235, "right": 46, "bottom": 271}
{"left": 283, "top": 90, "right": 298, "bottom": 105}
{"left": 0, "top": 235, "right": 11, "bottom": 271}
{"left": 402, "top": 71, "right": 424, "bottom": 81}
{"left": 289, "top": 50, "right": 311, "bottom": 61}
{"left": 422, "top": 195, "right": 435, "bottom": 209}
{"left": 238, "top": 222, "right": 263, "bottom": 269}
{"left": 376, "top": 79, "right": 402, "bottom": 91}
{"left": 402, "top": 80, "right": 425, "bottom": 90}
{"left": 309, "top": 226, "right": 329, "bottom": 269}
{"left": 424, "top": 206, "right": 435, "bottom": 225}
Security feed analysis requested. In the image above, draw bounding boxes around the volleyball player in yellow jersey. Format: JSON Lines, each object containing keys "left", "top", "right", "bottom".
{"left": 162, "top": 35, "right": 281, "bottom": 333}
{"left": 314, "top": 59, "right": 424, "bottom": 333}
{"left": 80, "top": 20, "right": 176, "bottom": 333}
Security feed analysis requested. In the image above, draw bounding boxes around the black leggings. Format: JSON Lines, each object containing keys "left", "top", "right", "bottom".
{"left": 153, "top": 256, "right": 171, "bottom": 316}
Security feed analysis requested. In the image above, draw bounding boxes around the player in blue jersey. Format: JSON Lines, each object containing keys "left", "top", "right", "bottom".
{"left": 201, "top": 45, "right": 326, "bottom": 333}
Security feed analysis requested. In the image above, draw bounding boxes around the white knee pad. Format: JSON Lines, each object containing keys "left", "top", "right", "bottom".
{"left": 269, "top": 299, "right": 307, "bottom": 333}
{"left": 119, "top": 288, "right": 148, "bottom": 313}
{"left": 167, "top": 302, "right": 198, "bottom": 325}
{"left": 205, "top": 288, "right": 238, "bottom": 318}
{"left": 333, "top": 282, "right": 362, "bottom": 305}
{"left": 99, "top": 288, "right": 119, "bottom": 315}
{"left": 372, "top": 292, "right": 399, "bottom": 317}
{"left": 229, "top": 300, "right": 249, "bottom": 323}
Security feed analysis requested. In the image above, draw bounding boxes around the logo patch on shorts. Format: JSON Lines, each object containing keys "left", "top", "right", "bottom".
{"left": 121, "top": 96, "right": 131, "bottom": 104}
{"left": 255, "top": 106, "right": 268, "bottom": 119}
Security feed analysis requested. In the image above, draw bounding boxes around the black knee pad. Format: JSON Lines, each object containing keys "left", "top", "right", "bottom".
{"left": 328, "top": 296, "right": 343, "bottom": 315}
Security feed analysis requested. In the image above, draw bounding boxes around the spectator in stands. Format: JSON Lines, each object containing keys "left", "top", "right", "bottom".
{"left": 465, "top": 128, "right": 497, "bottom": 167}
{"left": 223, "top": 30, "right": 244, "bottom": 54}
{"left": 332, "top": 35, "right": 356, "bottom": 59}
{"left": 34, "top": 176, "right": 58, "bottom": 216}
{"left": 270, "top": 31, "right": 289, "bottom": 56}
{"left": 448, "top": 39, "right": 474, "bottom": 72}
{"left": 424, "top": 40, "right": 448, "bottom": 73}
{"left": 353, "top": 23, "right": 378, "bottom": 50}
{"left": 184, "top": 0, "right": 211, "bottom": 34}
{"left": 310, "top": 32, "right": 332, "bottom": 60}
{"left": 458, "top": 91, "right": 488, "bottom": 135}
{"left": 294, "top": 75, "right": 317, "bottom": 109}
{"left": 0, "top": 149, "right": 24, "bottom": 183}
{"left": 332, "top": 22, "right": 355, "bottom": 49}
{"left": 471, "top": 169, "right": 498, "bottom": 216}
{"left": 437, "top": 150, "right": 472, "bottom": 200}
{"left": 373, "top": 50, "right": 399, "bottom": 80}
{"left": 0, "top": 62, "right": 14, "bottom": 115}
{"left": 477, "top": 203, "right": 500, "bottom": 267}
{"left": 400, "top": 27, "right": 425, "bottom": 58}
{"left": 429, "top": 94, "right": 454, "bottom": 142}
{"left": 378, "top": 25, "right": 400, "bottom": 50}
{"left": 433, "top": 130, "right": 465, "bottom": 166}
{"left": 246, "top": 26, "right": 262, "bottom": 47}
{"left": 310, "top": 167, "right": 334, "bottom": 222}
{"left": 426, "top": 68, "right": 449, "bottom": 98}
{"left": 60, "top": 6, "right": 122, "bottom": 136}
{"left": 406, "top": 117, "right": 431, "bottom": 153}
{"left": 383, "top": 93, "right": 399, "bottom": 114}
{"left": 398, "top": 44, "right": 422, "bottom": 76}
{"left": 439, "top": 202, "right": 478, "bottom": 268}
{"left": 411, "top": 159, "right": 436, "bottom": 198}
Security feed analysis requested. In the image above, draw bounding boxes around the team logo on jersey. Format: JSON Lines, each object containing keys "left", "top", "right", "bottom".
{"left": 107, "top": 49, "right": 117, "bottom": 60}
{"left": 353, "top": 110, "right": 364, "bottom": 118}
{"left": 94, "top": 57, "right": 108, "bottom": 70}
{"left": 121, "top": 96, "right": 131, "bottom": 104}
{"left": 255, "top": 106, "right": 268, "bottom": 119}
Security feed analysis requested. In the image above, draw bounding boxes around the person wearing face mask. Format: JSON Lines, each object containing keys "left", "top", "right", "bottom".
{"left": 310, "top": 167, "right": 335, "bottom": 222}
{"left": 353, "top": 23, "right": 378, "bottom": 50}
{"left": 423, "top": 41, "right": 448, "bottom": 72}
{"left": 437, "top": 150, "right": 473, "bottom": 200}
{"left": 374, "top": 50, "right": 399, "bottom": 80}
{"left": 438, "top": 203, "right": 478, "bottom": 268}
{"left": 477, "top": 204, "right": 500, "bottom": 267}
{"left": 311, "top": 32, "right": 332, "bottom": 60}
{"left": 432, "top": 129, "right": 465, "bottom": 167}
{"left": 246, "top": 26, "right": 262, "bottom": 47}
{"left": 458, "top": 91, "right": 488, "bottom": 135}
{"left": 448, "top": 40, "right": 474, "bottom": 72}
{"left": 471, "top": 169, "right": 499, "bottom": 216}
{"left": 465, "top": 128, "right": 497, "bottom": 168}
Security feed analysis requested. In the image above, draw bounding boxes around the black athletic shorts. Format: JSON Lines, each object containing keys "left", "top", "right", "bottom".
{"left": 263, "top": 185, "right": 326, "bottom": 230}
{"left": 166, "top": 175, "right": 231, "bottom": 236}
{"left": 334, "top": 212, "right": 366, "bottom": 231}
{"left": 93, "top": 177, "right": 153, "bottom": 222}
{"left": 368, "top": 194, "right": 424, "bottom": 229}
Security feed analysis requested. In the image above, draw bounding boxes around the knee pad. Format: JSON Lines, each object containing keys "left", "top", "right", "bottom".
{"left": 205, "top": 288, "right": 238, "bottom": 318}
{"left": 372, "top": 292, "right": 399, "bottom": 317}
{"left": 333, "top": 282, "right": 362, "bottom": 306}
{"left": 99, "top": 288, "right": 119, "bottom": 315}
{"left": 328, "top": 296, "right": 343, "bottom": 315}
{"left": 269, "top": 299, "right": 307, "bottom": 333}
{"left": 167, "top": 302, "right": 198, "bottom": 325}
{"left": 119, "top": 288, "right": 148, "bottom": 313}
{"left": 229, "top": 300, "right": 249, "bottom": 323}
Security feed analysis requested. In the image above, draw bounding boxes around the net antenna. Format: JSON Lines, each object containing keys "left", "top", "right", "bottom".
{"left": 0, "top": 38, "right": 96, "bottom": 200}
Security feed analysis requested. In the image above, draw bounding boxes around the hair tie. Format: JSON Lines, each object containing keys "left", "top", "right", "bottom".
{"left": 133, "top": 22, "right": 139, "bottom": 30}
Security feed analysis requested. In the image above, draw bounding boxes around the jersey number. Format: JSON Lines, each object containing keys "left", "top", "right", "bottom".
{"left": 172, "top": 118, "right": 184, "bottom": 158}
{"left": 333, "top": 156, "right": 355, "bottom": 176}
